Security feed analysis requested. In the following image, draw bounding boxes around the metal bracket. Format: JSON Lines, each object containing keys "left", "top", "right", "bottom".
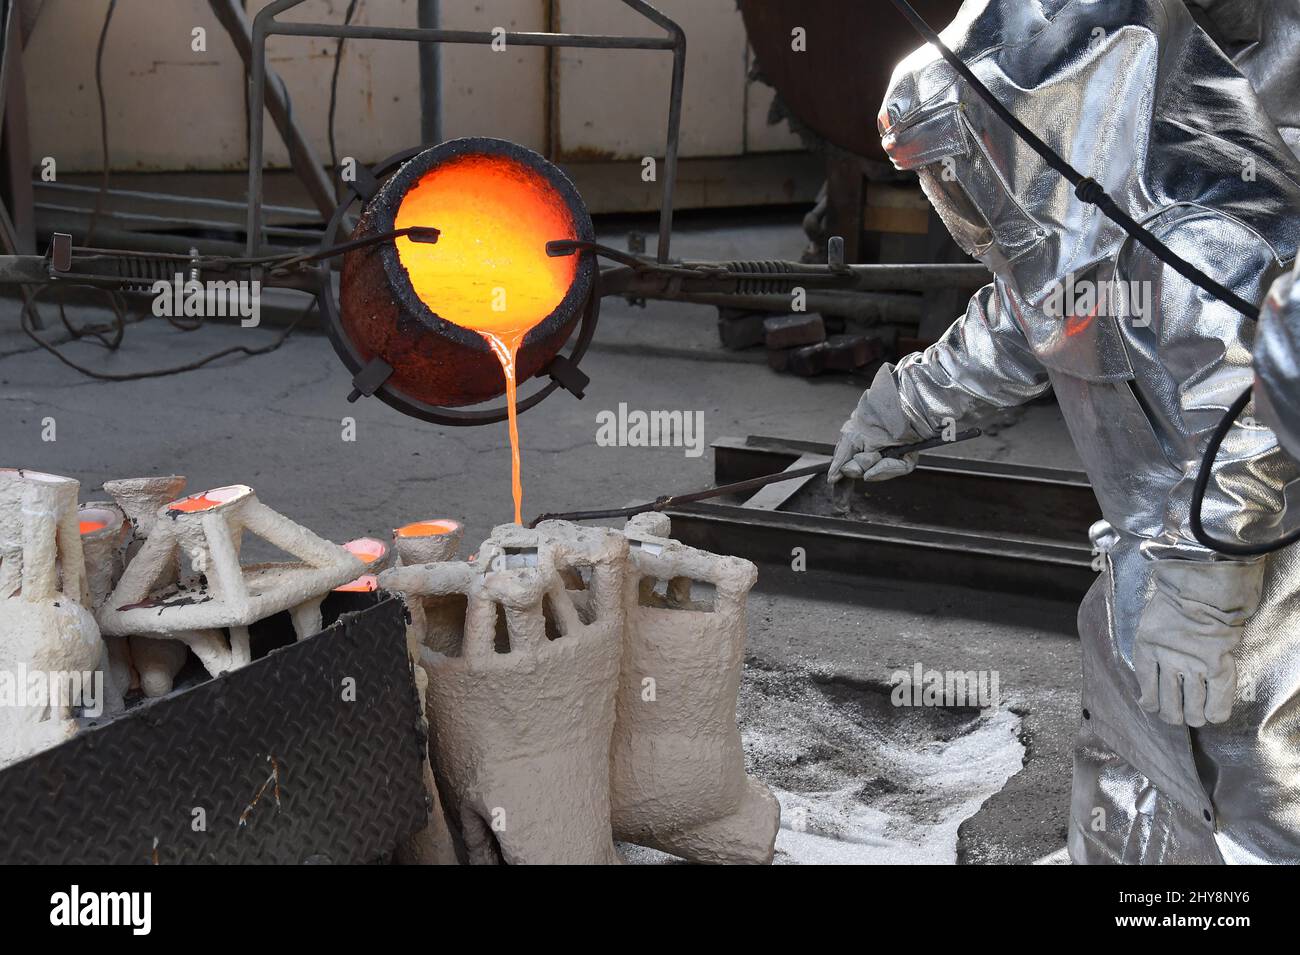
{"left": 347, "top": 356, "right": 395, "bottom": 403}
{"left": 544, "top": 354, "right": 590, "bottom": 399}
{"left": 49, "top": 232, "right": 72, "bottom": 273}
{"left": 346, "top": 161, "right": 381, "bottom": 204}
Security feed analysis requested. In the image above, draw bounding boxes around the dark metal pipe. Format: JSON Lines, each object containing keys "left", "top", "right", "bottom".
{"left": 209, "top": 0, "right": 337, "bottom": 227}
{"left": 37, "top": 181, "right": 316, "bottom": 219}
{"left": 598, "top": 262, "right": 990, "bottom": 298}
{"left": 265, "top": 23, "right": 678, "bottom": 49}
{"left": 417, "top": 0, "right": 442, "bottom": 145}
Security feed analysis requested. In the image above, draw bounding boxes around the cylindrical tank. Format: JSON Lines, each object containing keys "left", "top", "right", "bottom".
{"left": 740, "top": 0, "right": 964, "bottom": 162}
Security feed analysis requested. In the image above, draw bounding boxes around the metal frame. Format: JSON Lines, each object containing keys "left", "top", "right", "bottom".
{"left": 245, "top": 0, "right": 686, "bottom": 262}
{"left": 664, "top": 435, "right": 1102, "bottom": 603}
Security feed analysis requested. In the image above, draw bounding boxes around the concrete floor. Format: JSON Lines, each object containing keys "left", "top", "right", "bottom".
{"left": 0, "top": 212, "right": 1086, "bottom": 864}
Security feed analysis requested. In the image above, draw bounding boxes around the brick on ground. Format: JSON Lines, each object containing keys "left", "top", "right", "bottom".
{"left": 716, "top": 308, "right": 770, "bottom": 350}
{"left": 824, "top": 334, "right": 883, "bottom": 372}
{"left": 763, "top": 313, "right": 825, "bottom": 350}
{"left": 787, "top": 342, "right": 828, "bottom": 377}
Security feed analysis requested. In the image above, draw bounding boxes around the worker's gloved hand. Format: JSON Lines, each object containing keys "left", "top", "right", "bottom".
{"left": 1134, "top": 558, "right": 1265, "bottom": 727}
{"left": 828, "top": 364, "right": 928, "bottom": 483}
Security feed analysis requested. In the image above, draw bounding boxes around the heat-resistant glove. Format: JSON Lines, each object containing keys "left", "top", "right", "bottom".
{"left": 1134, "top": 558, "right": 1264, "bottom": 727}
{"left": 828, "top": 364, "right": 929, "bottom": 483}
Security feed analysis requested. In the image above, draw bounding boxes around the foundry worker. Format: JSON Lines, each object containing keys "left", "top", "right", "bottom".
{"left": 829, "top": 0, "right": 1300, "bottom": 864}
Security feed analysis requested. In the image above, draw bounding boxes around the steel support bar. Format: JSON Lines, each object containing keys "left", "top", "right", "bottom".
{"left": 36, "top": 180, "right": 316, "bottom": 220}
{"left": 417, "top": 0, "right": 441, "bottom": 146}
{"left": 598, "top": 262, "right": 990, "bottom": 300}
{"left": 665, "top": 502, "right": 1097, "bottom": 603}
{"left": 266, "top": 24, "right": 678, "bottom": 49}
{"left": 660, "top": 289, "right": 925, "bottom": 322}
{"left": 209, "top": 0, "right": 338, "bottom": 226}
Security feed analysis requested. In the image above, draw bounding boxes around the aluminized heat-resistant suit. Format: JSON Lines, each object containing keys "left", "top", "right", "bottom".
{"left": 845, "top": 0, "right": 1300, "bottom": 863}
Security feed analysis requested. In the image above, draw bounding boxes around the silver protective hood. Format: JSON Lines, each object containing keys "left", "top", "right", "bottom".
{"left": 879, "top": 0, "right": 1300, "bottom": 307}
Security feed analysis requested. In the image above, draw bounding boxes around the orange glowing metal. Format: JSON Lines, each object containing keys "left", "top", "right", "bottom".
{"left": 396, "top": 519, "right": 460, "bottom": 539}
{"left": 1066, "top": 305, "right": 1097, "bottom": 339}
{"left": 394, "top": 154, "right": 580, "bottom": 525}
{"left": 335, "top": 573, "right": 379, "bottom": 594}
{"left": 167, "top": 485, "right": 248, "bottom": 514}
{"left": 79, "top": 519, "right": 108, "bottom": 535}
{"left": 336, "top": 538, "right": 387, "bottom": 592}
{"left": 343, "top": 537, "right": 388, "bottom": 563}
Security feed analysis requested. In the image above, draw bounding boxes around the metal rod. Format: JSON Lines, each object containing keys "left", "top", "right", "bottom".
{"left": 528, "top": 430, "right": 982, "bottom": 527}
{"left": 265, "top": 23, "right": 678, "bottom": 49}
{"left": 37, "top": 181, "right": 316, "bottom": 219}
{"left": 620, "top": 0, "right": 686, "bottom": 263}
{"left": 35, "top": 202, "right": 322, "bottom": 241}
{"left": 211, "top": 0, "right": 336, "bottom": 238}
{"left": 417, "top": 0, "right": 441, "bottom": 145}
{"left": 597, "top": 261, "right": 991, "bottom": 298}
{"left": 658, "top": 289, "right": 924, "bottom": 321}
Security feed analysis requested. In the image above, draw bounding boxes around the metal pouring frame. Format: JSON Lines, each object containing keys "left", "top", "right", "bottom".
{"left": 244, "top": 0, "right": 687, "bottom": 263}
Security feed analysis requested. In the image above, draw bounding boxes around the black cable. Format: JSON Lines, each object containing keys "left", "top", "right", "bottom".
{"left": 56, "top": 290, "right": 126, "bottom": 350}
{"left": 86, "top": 0, "right": 117, "bottom": 245}
{"left": 1187, "top": 387, "right": 1300, "bottom": 556}
{"left": 20, "top": 292, "right": 316, "bottom": 383}
{"left": 887, "top": 0, "right": 1291, "bottom": 555}
{"left": 328, "top": 0, "right": 362, "bottom": 198}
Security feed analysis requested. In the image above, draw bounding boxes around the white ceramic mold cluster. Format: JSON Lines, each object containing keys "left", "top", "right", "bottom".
{"left": 1, "top": 470, "right": 366, "bottom": 767}
{"left": 0, "top": 469, "right": 120, "bottom": 768}
{"left": 97, "top": 483, "right": 363, "bottom": 680}
{"left": 381, "top": 515, "right": 780, "bottom": 865}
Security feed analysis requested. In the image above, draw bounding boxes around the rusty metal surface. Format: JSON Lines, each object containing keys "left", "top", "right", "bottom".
{"left": 739, "top": 0, "right": 963, "bottom": 162}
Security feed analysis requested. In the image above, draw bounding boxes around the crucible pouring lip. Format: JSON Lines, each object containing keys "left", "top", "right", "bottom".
{"left": 366, "top": 136, "right": 596, "bottom": 364}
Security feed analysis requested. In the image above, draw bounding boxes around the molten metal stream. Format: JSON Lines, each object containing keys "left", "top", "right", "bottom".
{"left": 395, "top": 154, "right": 579, "bottom": 523}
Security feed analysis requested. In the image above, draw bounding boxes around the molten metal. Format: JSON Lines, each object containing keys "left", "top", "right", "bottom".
{"left": 394, "top": 154, "right": 581, "bottom": 525}
{"left": 396, "top": 519, "right": 460, "bottom": 539}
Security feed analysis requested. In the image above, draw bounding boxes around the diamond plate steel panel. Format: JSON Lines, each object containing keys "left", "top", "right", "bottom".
{"left": 0, "top": 596, "right": 429, "bottom": 864}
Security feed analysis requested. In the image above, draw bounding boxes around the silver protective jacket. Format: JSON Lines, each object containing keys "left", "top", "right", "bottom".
{"left": 1257, "top": 261, "right": 1300, "bottom": 458}
{"left": 1189, "top": 0, "right": 1300, "bottom": 160}
{"left": 879, "top": 0, "right": 1300, "bottom": 863}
